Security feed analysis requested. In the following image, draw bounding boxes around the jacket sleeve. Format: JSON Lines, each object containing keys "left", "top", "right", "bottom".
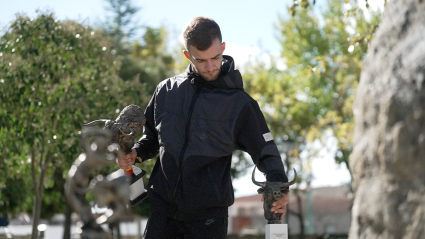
{"left": 133, "top": 88, "right": 160, "bottom": 161}
{"left": 234, "top": 99, "right": 288, "bottom": 182}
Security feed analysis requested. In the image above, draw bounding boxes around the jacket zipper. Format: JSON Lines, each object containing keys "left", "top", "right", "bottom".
{"left": 172, "top": 80, "right": 201, "bottom": 217}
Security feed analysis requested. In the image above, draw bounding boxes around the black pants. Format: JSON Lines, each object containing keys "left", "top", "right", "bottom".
{"left": 144, "top": 212, "right": 228, "bottom": 239}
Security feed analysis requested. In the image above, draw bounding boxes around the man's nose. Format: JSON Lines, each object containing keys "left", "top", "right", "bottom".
{"left": 206, "top": 60, "right": 215, "bottom": 72}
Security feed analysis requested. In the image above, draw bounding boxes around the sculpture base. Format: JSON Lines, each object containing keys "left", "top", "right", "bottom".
{"left": 265, "top": 224, "right": 288, "bottom": 239}
{"left": 129, "top": 167, "right": 148, "bottom": 207}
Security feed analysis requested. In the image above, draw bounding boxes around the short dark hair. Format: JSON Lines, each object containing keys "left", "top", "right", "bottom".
{"left": 183, "top": 17, "right": 222, "bottom": 51}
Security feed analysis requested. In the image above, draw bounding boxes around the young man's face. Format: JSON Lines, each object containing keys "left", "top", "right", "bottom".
{"left": 184, "top": 38, "right": 226, "bottom": 81}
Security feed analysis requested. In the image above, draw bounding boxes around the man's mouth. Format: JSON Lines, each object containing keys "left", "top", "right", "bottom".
{"left": 205, "top": 70, "right": 217, "bottom": 75}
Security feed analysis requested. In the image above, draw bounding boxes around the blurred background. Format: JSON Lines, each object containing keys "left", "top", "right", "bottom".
{"left": 0, "top": 0, "right": 385, "bottom": 238}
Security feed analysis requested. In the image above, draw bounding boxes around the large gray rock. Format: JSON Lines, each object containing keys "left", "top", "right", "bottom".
{"left": 349, "top": 0, "right": 425, "bottom": 238}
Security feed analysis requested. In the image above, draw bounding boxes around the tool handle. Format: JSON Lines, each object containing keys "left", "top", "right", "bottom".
{"left": 124, "top": 166, "right": 133, "bottom": 175}
{"left": 123, "top": 150, "right": 135, "bottom": 175}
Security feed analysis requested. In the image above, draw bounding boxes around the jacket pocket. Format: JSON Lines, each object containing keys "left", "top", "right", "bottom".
{"left": 177, "top": 165, "right": 229, "bottom": 211}
{"left": 207, "top": 166, "right": 222, "bottom": 202}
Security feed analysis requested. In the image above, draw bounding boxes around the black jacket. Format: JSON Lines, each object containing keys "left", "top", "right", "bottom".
{"left": 134, "top": 55, "right": 287, "bottom": 220}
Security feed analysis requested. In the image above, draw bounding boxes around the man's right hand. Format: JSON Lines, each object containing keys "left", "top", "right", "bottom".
{"left": 116, "top": 148, "right": 137, "bottom": 170}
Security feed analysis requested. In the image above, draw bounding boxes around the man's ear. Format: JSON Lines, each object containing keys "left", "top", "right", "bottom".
{"left": 183, "top": 50, "right": 191, "bottom": 60}
{"left": 221, "top": 42, "right": 226, "bottom": 53}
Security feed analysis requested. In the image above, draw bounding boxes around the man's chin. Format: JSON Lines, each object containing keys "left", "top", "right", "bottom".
{"left": 202, "top": 73, "right": 219, "bottom": 81}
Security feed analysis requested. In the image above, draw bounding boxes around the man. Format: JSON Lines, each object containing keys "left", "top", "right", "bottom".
{"left": 117, "top": 17, "right": 289, "bottom": 238}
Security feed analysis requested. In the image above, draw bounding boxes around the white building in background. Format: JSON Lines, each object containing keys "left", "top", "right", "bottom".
{"left": 4, "top": 214, "right": 147, "bottom": 239}
{"left": 3, "top": 185, "right": 351, "bottom": 238}
{"left": 228, "top": 185, "right": 352, "bottom": 236}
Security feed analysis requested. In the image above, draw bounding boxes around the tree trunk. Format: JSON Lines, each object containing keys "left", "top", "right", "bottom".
{"left": 349, "top": 0, "right": 425, "bottom": 238}
{"left": 31, "top": 194, "right": 42, "bottom": 239}
{"left": 116, "top": 222, "right": 121, "bottom": 239}
{"left": 63, "top": 203, "right": 72, "bottom": 239}
{"left": 30, "top": 148, "right": 50, "bottom": 239}
{"left": 109, "top": 222, "right": 122, "bottom": 239}
{"left": 295, "top": 189, "right": 305, "bottom": 239}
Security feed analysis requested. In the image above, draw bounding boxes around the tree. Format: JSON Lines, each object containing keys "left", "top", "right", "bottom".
{"left": 103, "top": 0, "right": 140, "bottom": 54}
{"left": 121, "top": 26, "right": 175, "bottom": 94}
{"left": 349, "top": 0, "right": 425, "bottom": 238}
{"left": 102, "top": 0, "right": 175, "bottom": 93}
{"left": 0, "top": 11, "right": 145, "bottom": 239}
{"left": 243, "top": 0, "right": 380, "bottom": 182}
{"left": 101, "top": 0, "right": 177, "bottom": 219}
{"left": 241, "top": 0, "right": 381, "bottom": 236}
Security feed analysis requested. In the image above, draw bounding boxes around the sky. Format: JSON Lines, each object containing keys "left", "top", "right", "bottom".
{"left": 0, "top": 0, "right": 323, "bottom": 69}
{"left": 0, "top": 0, "right": 385, "bottom": 197}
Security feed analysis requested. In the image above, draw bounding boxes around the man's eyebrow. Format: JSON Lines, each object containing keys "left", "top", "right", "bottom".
{"left": 192, "top": 53, "right": 222, "bottom": 61}
{"left": 211, "top": 53, "right": 221, "bottom": 59}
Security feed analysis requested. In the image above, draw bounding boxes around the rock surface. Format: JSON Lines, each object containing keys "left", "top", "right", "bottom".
{"left": 349, "top": 0, "right": 425, "bottom": 238}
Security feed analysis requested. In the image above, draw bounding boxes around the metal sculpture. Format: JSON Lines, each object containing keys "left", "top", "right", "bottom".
{"left": 65, "top": 128, "right": 129, "bottom": 239}
{"left": 82, "top": 104, "right": 146, "bottom": 154}
{"left": 252, "top": 167, "right": 297, "bottom": 224}
{"left": 82, "top": 104, "right": 148, "bottom": 206}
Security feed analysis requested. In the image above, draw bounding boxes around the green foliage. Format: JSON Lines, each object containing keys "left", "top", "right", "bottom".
{"left": 101, "top": 0, "right": 177, "bottom": 217}
{"left": 0, "top": 4, "right": 177, "bottom": 220}
{"left": 0, "top": 178, "right": 28, "bottom": 214}
{"left": 102, "top": 0, "right": 176, "bottom": 94}
{"left": 0, "top": 11, "right": 148, "bottom": 220}
{"left": 243, "top": 0, "right": 382, "bottom": 179}
{"left": 119, "top": 27, "right": 175, "bottom": 94}
{"left": 288, "top": 0, "right": 388, "bottom": 16}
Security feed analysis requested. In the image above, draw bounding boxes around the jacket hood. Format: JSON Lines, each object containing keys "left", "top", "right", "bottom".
{"left": 185, "top": 55, "right": 244, "bottom": 90}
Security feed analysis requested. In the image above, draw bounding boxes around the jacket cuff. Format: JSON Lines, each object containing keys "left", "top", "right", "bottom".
{"left": 258, "top": 156, "right": 288, "bottom": 182}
